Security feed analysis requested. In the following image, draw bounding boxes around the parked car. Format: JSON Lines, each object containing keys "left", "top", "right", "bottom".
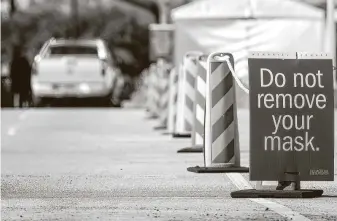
{"left": 31, "top": 38, "right": 120, "bottom": 106}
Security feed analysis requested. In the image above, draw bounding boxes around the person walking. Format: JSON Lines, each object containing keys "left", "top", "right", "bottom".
{"left": 10, "top": 45, "right": 32, "bottom": 108}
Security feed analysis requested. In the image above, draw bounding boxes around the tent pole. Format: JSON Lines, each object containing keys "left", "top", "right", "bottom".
{"left": 158, "top": 0, "right": 169, "bottom": 24}
{"left": 326, "top": 0, "right": 336, "bottom": 88}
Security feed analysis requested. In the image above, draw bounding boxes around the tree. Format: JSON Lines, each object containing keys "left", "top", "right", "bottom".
{"left": 10, "top": 0, "right": 17, "bottom": 17}
{"left": 122, "top": 0, "right": 160, "bottom": 23}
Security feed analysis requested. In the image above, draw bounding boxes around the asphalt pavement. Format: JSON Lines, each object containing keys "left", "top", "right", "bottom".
{"left": 1, "top": 104, "right": 337, "bottom": 220}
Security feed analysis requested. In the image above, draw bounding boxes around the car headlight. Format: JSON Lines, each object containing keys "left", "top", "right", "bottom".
{"left": 78, "top": 83, "right": 91, "bottom": 93}
{"left": 88, "top": 83, "right": 106, "bottom": 91}
{"left": 33, "top": 83, "right": 50, "bottom": 90}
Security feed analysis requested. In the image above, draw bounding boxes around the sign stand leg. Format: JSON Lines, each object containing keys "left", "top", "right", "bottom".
{"left": 292, "top": 180, "right": 301, "bottom": 191}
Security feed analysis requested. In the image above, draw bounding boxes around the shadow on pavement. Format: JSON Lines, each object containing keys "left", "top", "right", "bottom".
{"left": 0, "top": 98, "right": 123, "bottom": 109}
{"left": 321, "top": 195, "right": 337, "bottom": 198}
{"left": 39, "top": 99, "right": 122, "bottom": 108}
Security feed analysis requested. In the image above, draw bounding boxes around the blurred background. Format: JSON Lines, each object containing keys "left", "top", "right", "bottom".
{"left": 1, "top": 0, "right": 336, "bottom": 108}
{"left": 0, "top": 0, "right": 190, "bottom": 107}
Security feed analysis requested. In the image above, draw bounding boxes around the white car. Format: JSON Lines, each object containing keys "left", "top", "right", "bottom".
{"left": 31, "top": 38, "right": 119, "bottom": 106}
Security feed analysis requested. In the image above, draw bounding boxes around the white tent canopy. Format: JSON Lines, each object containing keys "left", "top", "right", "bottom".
{"left": 171, "top": 0, "right": 325, "bottom": 108}
{"left": 172, "top": 0, "right": 323, "bottom": 20}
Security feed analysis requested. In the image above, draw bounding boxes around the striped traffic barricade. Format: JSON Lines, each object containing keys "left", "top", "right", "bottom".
{"left": 147, "top": 64, "right": 158, "bottom": 119}
{"left": 193, "top": 55, "right": 208, "bottom": 151}
{"left": 166, "top": 67, "right": 179, "bottom": 135}
{"left": 146, "top": 63, "right": 159, "bottom": 119}
{"left": 173, "top": 64, "right": 185, "bottom": 136}
{"left": 187, "top": 52, "right": 249, "bottom": 173}
{"left": 144, "top": 67, "right": 151, "bottom": 113}
{"left": 174, "top": 51, "right": 202, "bottom": 138}
{"left": 177, "top": 54, "right": 208, "bottom": 152}
{"left": 154, "top": 59, "right": 171, "bottom": 130}
{"left": 154, "top": 63, "right": 162, "bottom": 118}
{"left": 136, "top": 68, "right": 149, "bottom": 109}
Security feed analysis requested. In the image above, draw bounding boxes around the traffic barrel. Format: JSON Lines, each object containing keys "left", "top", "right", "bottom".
{"left": 187, "top": 52, "right": 249, "bottom": 173}
{"left": 173, "top": 51, "right": 202, "bottom": 138}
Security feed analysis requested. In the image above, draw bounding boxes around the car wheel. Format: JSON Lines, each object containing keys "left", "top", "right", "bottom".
{"left": 32, "top": 96, "right": 44, "bottom": 107}
{"left": 101, "top": 92, "right": 113, "bottom": 107}
{"left": 113, "top": 102, "right": 122, "bottom": 108}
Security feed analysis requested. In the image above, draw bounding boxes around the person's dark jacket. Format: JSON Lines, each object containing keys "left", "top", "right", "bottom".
{"left": 10, "top": 56, "right": 32, "bottom": 94}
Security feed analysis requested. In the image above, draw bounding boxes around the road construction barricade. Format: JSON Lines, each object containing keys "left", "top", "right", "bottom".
{"left": 154, "top": 64, "right": 162, "bottom": 118}
{"left": 174, "top": 51, "right": 202, "bottom": 138}
{"left": 192, "top": 55, "right": 208, "bottom": 150}
{"left": 177, "top": 54, "right": 208, "bottom": 152}
{"left": 154, "top": 60, "right": 171, "bottom": 130}
{"left": 187, "top": 52, "right": 249, "bottom": 173}
{"left": 143, "top": 69, "right": 151, "bottom": 109}
{"left": 180, "top": 51, "right": 333, "bottom": 200}
{"left": 144, "top": 67, "right": 151, "bottom": 112}
{"left": 133, "top": 68, "right": 149, "bottom": 108}
{"left": 145, "top": 64, "right": 154, "bottom": 115}
{"left": 167, "top": 67, "right": 179, "bottom": 134}
{"left": 146, "top": 63, "right": 160, "bottom": 119}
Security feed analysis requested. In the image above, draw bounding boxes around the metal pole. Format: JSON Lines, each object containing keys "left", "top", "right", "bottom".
{"left": 10, "top": 0, "right": 16, "bottom": 17}
{"left": 326, "top": 0, "right": 336, "bottom": 88}
{"left": 157, "top": 0, "right": 169, "bottom": 66}
{"left": 158, "top": 0, "right": 168, "bottom": 24}
{"left": 71, "top": 0, "right": 79, "bottom": 38}
{"left": 8, "top": 0, "right": 17, "bottom": 107}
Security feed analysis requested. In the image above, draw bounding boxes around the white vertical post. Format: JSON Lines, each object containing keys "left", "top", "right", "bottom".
{"left": 158, "top": 0, "right": 169, "bottom": 24}
{"left": 326, "top": 0, "right": 336, "bottom": 88}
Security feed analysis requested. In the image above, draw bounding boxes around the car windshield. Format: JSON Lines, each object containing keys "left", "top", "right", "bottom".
{"left": 46, "top": 45, "right": 98, "bottom": 57}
